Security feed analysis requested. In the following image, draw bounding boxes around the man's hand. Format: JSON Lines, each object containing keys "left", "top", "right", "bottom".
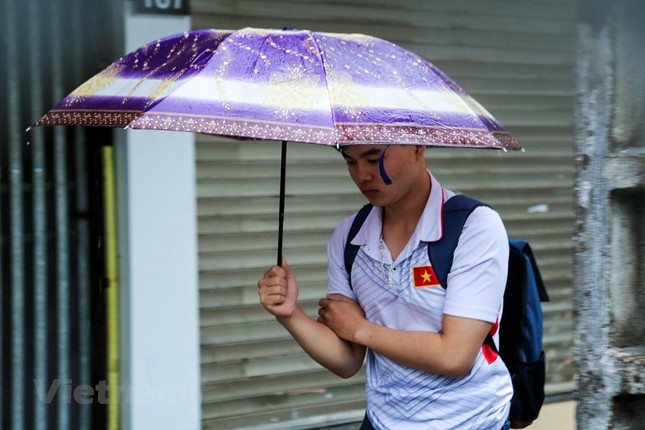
{"left": 318, "top": 294, "right": 366, "bottom": 342}
{"left": 258, "top": 257, "right": 299, "bottom": 319}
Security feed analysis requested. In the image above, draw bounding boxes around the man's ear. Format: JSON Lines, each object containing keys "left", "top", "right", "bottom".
{"left": 415, "top": 145, "right": 426, "bottom": 159}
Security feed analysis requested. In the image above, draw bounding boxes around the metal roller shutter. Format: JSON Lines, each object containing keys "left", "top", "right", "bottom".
{"left": 192, "top": 1, "right": 576, "bottom": 428}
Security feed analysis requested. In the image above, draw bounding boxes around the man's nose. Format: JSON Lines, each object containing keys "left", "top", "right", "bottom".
{"left": 356, "top": 162, "right": 375, "bottom": 182}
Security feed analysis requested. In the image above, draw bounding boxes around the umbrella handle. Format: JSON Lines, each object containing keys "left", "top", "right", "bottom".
{"left": 277, "top": 141, "right": 287, "bottom": 267}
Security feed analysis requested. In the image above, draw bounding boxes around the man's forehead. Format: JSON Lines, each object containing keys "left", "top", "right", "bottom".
{"left": 340, "top": 144, "right": 387, "bottom": 158}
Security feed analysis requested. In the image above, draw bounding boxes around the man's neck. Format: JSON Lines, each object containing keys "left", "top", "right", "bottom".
{"left": 384, "top": 171, "right": 431, "bottom": 224}
{"left": 381, "top": 171, "right": 432, "bottom": 260}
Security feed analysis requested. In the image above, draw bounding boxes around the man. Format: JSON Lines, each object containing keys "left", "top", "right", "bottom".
{"left": 258, "top": 144, "right": 512, "bottom": 429}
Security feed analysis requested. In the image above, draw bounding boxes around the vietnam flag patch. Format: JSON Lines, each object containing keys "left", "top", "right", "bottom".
{"left": 412, "top": 265, "right": 441, "bottom": 288}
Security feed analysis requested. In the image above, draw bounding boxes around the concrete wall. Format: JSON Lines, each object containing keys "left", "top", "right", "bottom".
{"left": 573, "top": 0, "right": 645, "bottom": 428}
{"left": 116, "top": 4, "right": 200, "bottom": 430}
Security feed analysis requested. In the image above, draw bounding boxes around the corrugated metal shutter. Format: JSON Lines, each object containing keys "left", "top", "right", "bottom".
{"left": 0, "top": 1, "right": 123, "bottom": 429}
{"left": 192, "top": 1, "right": 577, "bottom": 428}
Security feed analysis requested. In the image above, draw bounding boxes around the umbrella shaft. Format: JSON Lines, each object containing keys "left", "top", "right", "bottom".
{"left": 277, "top": 141, "right": 287, "bottom": 266}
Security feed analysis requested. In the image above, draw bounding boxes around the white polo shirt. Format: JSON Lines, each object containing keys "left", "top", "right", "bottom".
{"left": 327, "top": 172, "right": 512, "bottom": 430}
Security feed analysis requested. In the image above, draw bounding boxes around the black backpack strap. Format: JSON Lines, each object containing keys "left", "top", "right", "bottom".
{"left": 427, "top": 194, "right": 485, "bottom": 289}
{"left": 344, "top": 203, "right": 374, "bottom": 286}
{"left": 427, "top": 195, "right": 498, "bottom": 352}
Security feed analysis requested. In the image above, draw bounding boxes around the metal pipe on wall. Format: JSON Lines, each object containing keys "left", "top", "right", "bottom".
{"left": 1, "top": 5, "right": 6, "bottom": 427}
{"left": 2, "top": 0, "right": 124, "bottom": 428}
{"left": 75, "top": 128, "right": 92, "bottom": 429}
{"left": 27, "top": 1, "right": 49, "bottom": 429}
{"left": 70, "top": 0, "right": 92, "bottom": 427}
{"left": 6, "top": 0, "right": 26, "bottom": 428}
{"left": 50, "top": 0, "right": 72, "bottom": 426}
{"left": 103, "top": 146, "right": 120, "bottom": 430}
{"left": 0, "top": 9, "right": 4, "bottom": 413}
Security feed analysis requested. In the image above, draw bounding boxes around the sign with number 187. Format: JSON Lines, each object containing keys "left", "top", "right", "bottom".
{"left": 134, "top": 0, "right": 190, "bottom": 15}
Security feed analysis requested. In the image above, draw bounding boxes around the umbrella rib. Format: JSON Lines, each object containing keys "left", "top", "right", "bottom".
{"left": 306, "top": 33, "right": 339, "bottom": 142}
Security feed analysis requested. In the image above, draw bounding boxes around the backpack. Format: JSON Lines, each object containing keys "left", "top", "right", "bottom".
{"left": 344, "top": 194, "right": 550, "bottom": 428}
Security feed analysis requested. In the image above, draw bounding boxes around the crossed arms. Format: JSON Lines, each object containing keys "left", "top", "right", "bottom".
{"left": 258, "top": 258, "right": 493, "bottom": 379}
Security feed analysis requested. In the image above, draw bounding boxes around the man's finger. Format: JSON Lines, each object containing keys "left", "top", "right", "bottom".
{"left": 326, "top": 293, "right": 353, "bottom": 302}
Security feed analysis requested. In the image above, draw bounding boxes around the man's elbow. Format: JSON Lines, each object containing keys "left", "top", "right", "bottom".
{"left": 443, "top": 365, "right": 472, "bottom": 379}
{"left": 331, "top": 354, "right": 364, "bottom": 378}
{"left": 441, "top": 356, "right": 476, "bottom": 379}
{"left": 333, "top": 369, "right": 358, "bottom": 379}
{"left": 331, "top": 362, "right": 363, "bottom": 379}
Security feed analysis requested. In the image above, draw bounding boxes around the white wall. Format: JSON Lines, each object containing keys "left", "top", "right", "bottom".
{"left": 117, "top": 6, "right": 200, "bottom": 430}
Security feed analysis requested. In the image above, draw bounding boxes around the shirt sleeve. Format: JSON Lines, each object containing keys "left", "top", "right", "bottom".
{"left": 326, "top": 215, "right": 358, "bottom": 301}
{"left": 442, "top": 206, "right": 509, "bottom": 323}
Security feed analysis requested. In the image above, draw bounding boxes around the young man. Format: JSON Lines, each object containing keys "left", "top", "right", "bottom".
{"left": 258, "top": 144, "right": 512, "bottom": 429}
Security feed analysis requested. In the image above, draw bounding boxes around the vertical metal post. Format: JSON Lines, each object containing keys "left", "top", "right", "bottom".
{"left": 103, "top": 146, "right": 121, "bottom": 430}
{"left": 54, "top": 108, "right": 72, "bottom": 430}
{"left": 1, "top": 6, "right": 6, "bottom": 429}
{"left": 54, "top": 121, "right": 71, "bottom": 430}
{"left": 50, "top": 1, "right": 71, "bottom": 428}
{"left": 75, "top": 132, "right": 92, "bottom": 428}
{"left": 71, "top": 0, "right": 92, "bottom": 427}
{"left": 27, "top": 1, "right": 49, "bottom": 429}
{"left": 6, "top": 0, "right": 26, "bottom": 428}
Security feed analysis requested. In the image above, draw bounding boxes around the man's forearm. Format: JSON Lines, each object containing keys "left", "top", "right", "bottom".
{"left": 352, "top": 315, "right": 491, "bottom": 378}
{"left": 278, "top": 306, "right": 365, "bottom": 378}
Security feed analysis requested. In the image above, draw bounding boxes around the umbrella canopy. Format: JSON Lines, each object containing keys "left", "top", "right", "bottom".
{"left": 33, "top": 27, "right": 521, "bottom": 264}
{"left": 34, "top": 27, "right": 519, "bottom": 150}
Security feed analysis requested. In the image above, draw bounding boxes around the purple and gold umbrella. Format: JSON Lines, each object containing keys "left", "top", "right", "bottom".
{"left": 33, "top": 27, "right": 520, "bottom": 264}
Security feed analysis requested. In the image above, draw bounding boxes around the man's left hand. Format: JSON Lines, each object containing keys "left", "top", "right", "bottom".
{"left": 317, "top": 294, "right": 366, "bottom": 342}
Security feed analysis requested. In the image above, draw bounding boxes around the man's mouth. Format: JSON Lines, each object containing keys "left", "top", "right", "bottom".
{"left": 361, "top": 188, "right": 379, "bottom": 197}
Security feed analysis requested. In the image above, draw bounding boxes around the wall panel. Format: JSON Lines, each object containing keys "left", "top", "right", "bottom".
{"left": 192, "top": 1, "right": 577, "bottom": 428}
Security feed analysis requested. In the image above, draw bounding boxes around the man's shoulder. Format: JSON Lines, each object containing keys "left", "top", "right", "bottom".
{"left": 464, "top": 204, "right": 505, "bottom": 228}
{"left": 457, "top": 205, "right": 509, "bottom": 258}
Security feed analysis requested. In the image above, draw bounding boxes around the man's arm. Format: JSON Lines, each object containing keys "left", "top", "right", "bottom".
{"left": 278, "top": 306, "right": 366, "bottom": 378}
{"left": 319, "top": 294, "right": 490, "bottom": 378}
{"left": 258, "top": 258, "right": 366, "bottom": 378}
{"left": 318, "top": 206, "right": 508, "bottom": 378}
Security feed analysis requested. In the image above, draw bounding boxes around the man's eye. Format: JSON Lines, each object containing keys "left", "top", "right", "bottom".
{"left": 345, "top": 160, "right": 357, "bottom": 166}
{"left": 367, "top": 159, "right": 380, "bottom": 164}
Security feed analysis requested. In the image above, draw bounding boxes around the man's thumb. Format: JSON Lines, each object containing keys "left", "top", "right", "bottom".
{"left": 281, "top": 256, "right": 290, "bottom": 272}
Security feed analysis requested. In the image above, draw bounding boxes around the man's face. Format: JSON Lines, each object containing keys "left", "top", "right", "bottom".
{"left": 340, "top": 144, "right": 426, "bottom": 207}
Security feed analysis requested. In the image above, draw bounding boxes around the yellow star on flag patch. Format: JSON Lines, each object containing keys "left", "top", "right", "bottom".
{"left": 412, "top": 265, "right": 441, "bottom": 288}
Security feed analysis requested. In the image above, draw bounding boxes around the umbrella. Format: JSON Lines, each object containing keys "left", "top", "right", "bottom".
{"left": 32, "top": 27, "right": 521, "bottom": 265}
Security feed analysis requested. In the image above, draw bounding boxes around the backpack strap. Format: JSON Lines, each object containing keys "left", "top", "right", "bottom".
{"left": 427, "top": 194, "right": 485, "bottom": 289}
{"left": 344, "top": 203, "right": 373, "bottom": 285}
{"left": 427, "top": 195, "right": 499, "bottom": 353}
{"left": 344, "top": 195, "right": 486, "bottom": 287}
